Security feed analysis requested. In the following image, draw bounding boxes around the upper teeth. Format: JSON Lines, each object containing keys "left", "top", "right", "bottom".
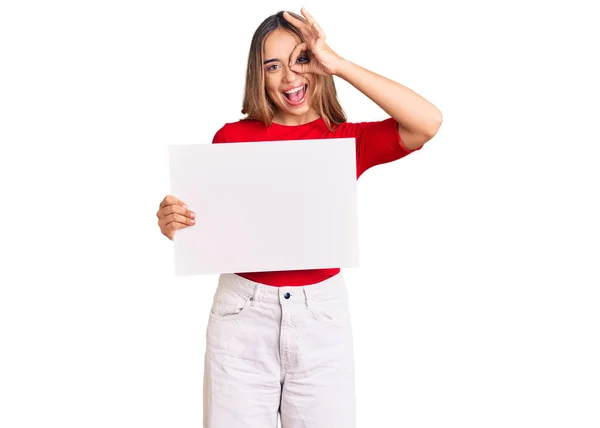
{"left": 284, "top": 86, "right": 304, "bottom": 94}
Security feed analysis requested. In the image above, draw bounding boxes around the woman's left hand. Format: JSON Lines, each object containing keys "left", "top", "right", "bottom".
{"left": 283, "top": 8, "right": 344, "bottom": 76}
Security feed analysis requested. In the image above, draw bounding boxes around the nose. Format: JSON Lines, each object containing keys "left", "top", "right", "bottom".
{"left": 282, "top": 65, "right": 300, "bottom": 83}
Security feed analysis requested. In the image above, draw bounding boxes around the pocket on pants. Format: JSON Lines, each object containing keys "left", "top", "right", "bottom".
{"left": 209, "top": 286, "right": 253, "bottom": 321}
{"left": 311, "top": 297, "right": 351, "bottom": 324}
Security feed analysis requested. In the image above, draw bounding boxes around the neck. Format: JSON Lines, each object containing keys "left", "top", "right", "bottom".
{"left": 272, "top": 109, "right": 320, "bottom": 126}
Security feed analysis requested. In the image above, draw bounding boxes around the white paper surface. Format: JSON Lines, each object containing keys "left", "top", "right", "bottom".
{"left": 168, "top": 138, "right": 358, "bottom": 276}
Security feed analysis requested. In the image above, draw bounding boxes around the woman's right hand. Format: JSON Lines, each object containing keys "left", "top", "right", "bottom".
{"left": 156, "top": 195, "right": 196, "bottom": 241}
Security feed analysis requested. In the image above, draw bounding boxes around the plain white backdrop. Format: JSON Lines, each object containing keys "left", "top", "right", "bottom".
{"left": 1, "top": 0, "right": 599, "bottom": 427}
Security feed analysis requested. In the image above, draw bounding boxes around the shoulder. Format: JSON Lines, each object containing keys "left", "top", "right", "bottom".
{"left": 212, "top": 119, "right": 265, "bottom": 143}
{"left": 331, "top": 117, "right": 397, "bottom": 137}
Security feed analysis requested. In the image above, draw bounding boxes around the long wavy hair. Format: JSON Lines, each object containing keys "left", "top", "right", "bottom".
{"left": 241, "top": 11, "right": 346, "bottom": 131}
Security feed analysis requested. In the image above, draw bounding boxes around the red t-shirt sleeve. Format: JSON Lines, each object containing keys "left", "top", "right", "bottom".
{"left": 212, "top": 125, "right": 227, "bottom": 144}
{"left": 342, "top": 118, "right": 421, "bottom": 178}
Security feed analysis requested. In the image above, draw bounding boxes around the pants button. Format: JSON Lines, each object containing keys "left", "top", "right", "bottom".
{"left": 284, "top": 292, "right": 291, "bottom": 299}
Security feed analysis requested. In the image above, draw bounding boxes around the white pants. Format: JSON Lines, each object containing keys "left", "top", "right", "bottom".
{"left": 203, "top": 272, "right": 356, "bottom": 428}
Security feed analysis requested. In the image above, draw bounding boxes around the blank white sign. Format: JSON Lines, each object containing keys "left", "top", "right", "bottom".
{"left": 168, "top": 138, "right": 358, "bottom": 276}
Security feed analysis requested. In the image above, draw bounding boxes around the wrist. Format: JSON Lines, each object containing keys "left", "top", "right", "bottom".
{"left": 333, "top": 58, "right": 352, "bottom": 79}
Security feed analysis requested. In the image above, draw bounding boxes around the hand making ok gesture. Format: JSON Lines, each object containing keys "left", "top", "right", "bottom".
{"left": 283, "top": 8, "right": 345, "bottom": 76}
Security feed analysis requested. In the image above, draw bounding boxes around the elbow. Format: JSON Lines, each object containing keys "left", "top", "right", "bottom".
{"left": 426, "top": 110, "right": 443, "bottom": 139}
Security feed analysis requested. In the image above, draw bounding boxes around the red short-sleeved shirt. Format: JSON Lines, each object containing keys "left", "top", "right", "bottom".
{"left": 211, "top": 117, "right": 420, "bottom": 286}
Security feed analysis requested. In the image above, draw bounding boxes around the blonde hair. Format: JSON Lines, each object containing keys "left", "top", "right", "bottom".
{"left": 241, "top": 11, "right": 346, "bottom": 131}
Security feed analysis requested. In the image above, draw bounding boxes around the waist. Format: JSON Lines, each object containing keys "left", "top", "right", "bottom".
{"left": 234, "top": 268, "right": 341, "bottom": 287}
{"left": 218, "top": 271, "right": 346, "bottom": 304}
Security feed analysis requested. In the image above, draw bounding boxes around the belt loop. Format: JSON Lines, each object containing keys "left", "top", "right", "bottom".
{"left": 302, "top": 288, "right": 310, "bottom": 308}
{"left": 250, "top": 283, "right": 259, "bottom": 307}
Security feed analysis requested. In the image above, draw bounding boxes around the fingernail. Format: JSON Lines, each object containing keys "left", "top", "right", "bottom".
{"left": 191, "top": 219, "right": 195, "bottom": 224}
{"left": 190, "top": 212, "right": 196, "bottom": 219}
{"left": 183, "top": 204, "right": 188, "bottom": 209}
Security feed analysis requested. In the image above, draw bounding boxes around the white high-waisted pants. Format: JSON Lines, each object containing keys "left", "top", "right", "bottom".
{"left": 203, "top": 272, "right": 356, "bottom": 428}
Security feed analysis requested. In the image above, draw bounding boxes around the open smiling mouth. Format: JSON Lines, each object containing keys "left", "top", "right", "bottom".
{"left": 282, "top": 84, "right": 308, "bottom": 106}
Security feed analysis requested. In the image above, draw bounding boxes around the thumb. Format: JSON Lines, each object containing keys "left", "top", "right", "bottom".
{"left": 290, "top": 63, "right": 311, "bottom": 74}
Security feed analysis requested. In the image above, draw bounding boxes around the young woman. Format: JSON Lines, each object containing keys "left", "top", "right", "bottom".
{"left": 156, "top": 9, "right": 442, "bottom": 428}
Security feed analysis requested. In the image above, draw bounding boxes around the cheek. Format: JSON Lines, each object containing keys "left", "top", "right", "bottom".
{"left": 306, "top": 76, "right": 317, "bottom": 96}
{"left": 264, "top": 76, "right": 280, "bottom": 97}
{"left": 267, "top": 86, "right": 279, "bottom": 98}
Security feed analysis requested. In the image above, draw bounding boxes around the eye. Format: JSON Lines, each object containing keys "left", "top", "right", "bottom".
{"left": 296, "top": 55, "right": 310, "bottom": 64}
{"left": 266, "top": 64, "right": 281, "bottom": 72}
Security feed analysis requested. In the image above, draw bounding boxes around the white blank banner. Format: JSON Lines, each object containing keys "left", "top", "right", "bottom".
{"left": 169, "top": 138, "right": 358, "bottom": 275}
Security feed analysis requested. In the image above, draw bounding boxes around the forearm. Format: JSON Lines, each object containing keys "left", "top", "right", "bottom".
{"left": 335, "top": 59, "right": 442, "bottom": 136}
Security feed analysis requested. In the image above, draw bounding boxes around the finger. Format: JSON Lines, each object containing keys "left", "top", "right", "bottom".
{"left": 157, "top": 204, "right": 195, "bottom": 220}
{"left": 311, "top": 21, "right": 325, "bottom": 40}
{"left": 300, "top": 9, "right": 325, "bottom": 40}
{"left": 300, "top": 8, "right": 316, "bottom": 27}
{"left": 162, "top": 212, "right": 196, "bottom": 227}
{"left": 288, "top": 41, "right": 309, "bottom": 67}
{"left": 282, "top": 10, "right": 303, "bottom": 25}
{"left": 159, "top": 194, "right": 187, "bottom": 210}
{"left": 290, "top": 63, "right": 311, "bottom": 74}
{"left": 282, "top": 11, "right": 310, "bottom": 35}
{"left": 159, "top": 206, "right": 196, "bottom": 222}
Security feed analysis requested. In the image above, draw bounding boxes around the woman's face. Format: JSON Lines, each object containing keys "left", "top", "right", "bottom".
{"left": 263, "top": 28, "right": 318, "bottom": 125}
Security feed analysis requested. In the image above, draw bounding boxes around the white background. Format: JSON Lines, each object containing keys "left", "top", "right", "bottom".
{"left": 1, "top": 0, "right": 598, "bottom": 427}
